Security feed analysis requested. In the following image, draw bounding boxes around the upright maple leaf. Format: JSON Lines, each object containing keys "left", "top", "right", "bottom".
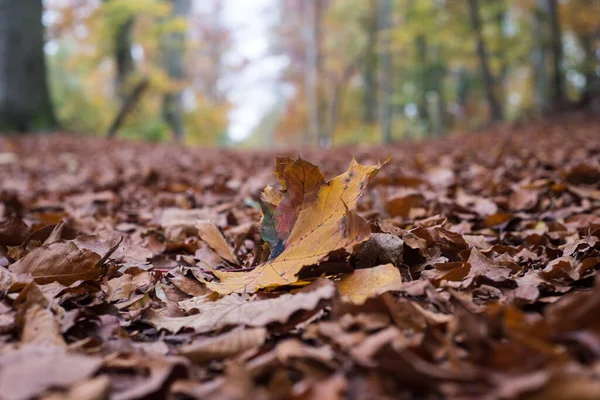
{"left": 205, "top": 157, "right": 387, "bottom": 294}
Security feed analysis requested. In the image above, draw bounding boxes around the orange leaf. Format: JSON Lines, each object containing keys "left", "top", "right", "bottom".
{"left": 338, "top": 264, "right": 402, "bottom": 305}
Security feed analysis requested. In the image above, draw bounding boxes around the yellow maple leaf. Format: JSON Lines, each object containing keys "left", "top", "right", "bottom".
{"left": 205, "top": 157, "right": 387, "bottom": 294}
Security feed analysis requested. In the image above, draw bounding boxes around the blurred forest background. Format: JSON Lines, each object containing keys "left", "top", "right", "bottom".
{"left": 0, "top": 0, "right": 598, "bottom": 147}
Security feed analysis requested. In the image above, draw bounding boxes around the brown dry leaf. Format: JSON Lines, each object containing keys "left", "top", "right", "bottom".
{"left": 294, "top": 374, "right": 348, "bottom": 400}
{"left": 196, "top": 220, "right": 237, "bottom": 264}
{"left": 0, "top": 217, "right": 30, "bottom": 246}
{"left": 0, "top": 346, "right": 102, "bottom": 400}
{"left": 0, "top": 266, "right": 32, "bottom": 293}
{"left": 9, "top": 233, "right": 117, "bottom": 285}
{"left": 461, "top": 248, "right": 513, "bottom": 286}
{"left": 64, "top": 375, "right": 110, "bottom": 400}
{"left": 168, "top": 273, "right": 211, "bottom": 297}
{"left": 206, "top": 158, "right": 386, "bottom": 294}
{"left": 351, "top": 326, "right": 402, "bottom": 366}
{"left": 144, "top": 279, "right": 335, "bottom": 333}
{"left": 21, "top": 305, "right": 65, "bottom": 347}
{"left": 523, "top": 370, "right": 600, "bottom": 400}
{"left": 104, "top": 270, "right": 153, "bottom": 303}
{"left": 15, "top": 283, "right": 65, "bottom": 347}
{"left": 275, "top": 338, "right": 335, "bottom": 366}
{"left": 159, "top": 207, "right": 220, "bottom": 227}
{"left": 337, "top": 264, "right": 402, "bottom": 305}
{"left": 104, "top": 354, "right": 188, "bottom": 400}
{"left": 508, "top": 189, "right": 539, "bottom": 211}
{"left": 384, "top": 192, "right": 424, "bottom": 218}
{"left": 180, "top": 327, "right": 267, "bottom": 364}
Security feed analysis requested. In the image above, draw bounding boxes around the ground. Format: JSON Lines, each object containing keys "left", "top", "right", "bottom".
{"left": 0, "top": 117, "right": 600, "bottom": 399}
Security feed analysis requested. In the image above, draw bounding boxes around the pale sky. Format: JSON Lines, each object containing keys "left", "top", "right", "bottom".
{"left": 220, "top": 0, "right": 286, "bottom": 141}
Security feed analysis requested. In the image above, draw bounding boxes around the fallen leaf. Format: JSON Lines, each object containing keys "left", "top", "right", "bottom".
{"left": 0, "top": 266, "right": 32, "bottom": 293}
{"left": 508, "top": 189, "right": 539, "bottom": 211}
{"left": 103, "top": 354, "right": 188, "bottom": 400}
{"left": 9, "top": 241, "right": 103, "bottom": 285}
{"left": 180, "top": 327, "right": 267, "bottom": 363}
{"left": 144, "top": 279, "right": 335, "bottom": 333}
{"left": 21, "top": 305, "right": 65, "bottom": 347}
{"left": 206, "top": 158, "right": 386, "bottom": 294}
{"left": 14, "top": 283, "right": 65, "bottom": 347}
{"left": 384, "top": 192, "right": 424, "bottom": 218}
{"left": 159, "top": 208, "right": 221, "bottom": 227}
{"left": 196, "top": 221, "right": 237, "bottom": 264}
{"left": 64, "top": 375, "right": 111, "bottom": 400}
{"left": 0, "top": 217, "right": 30, "bottom": 246}
{"left": 168, "top": 273, "right": 211, "bottom": 297}
{"left": 0, "top": 346, "right": 102, "bottom": 400}
{"left": 338, "top": 264, "right": 402, "bottom": 305}
{"left": 276, "top": 338, "right": 335, "bottom": 366}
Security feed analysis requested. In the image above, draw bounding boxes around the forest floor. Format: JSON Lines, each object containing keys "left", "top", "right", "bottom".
{"left": 1, "top": 116, "right": 600, "bottom": 399}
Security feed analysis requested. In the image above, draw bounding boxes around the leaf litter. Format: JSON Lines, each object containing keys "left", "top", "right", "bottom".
{"left": 0, "top": 119, "right": 600, "bottom": 399}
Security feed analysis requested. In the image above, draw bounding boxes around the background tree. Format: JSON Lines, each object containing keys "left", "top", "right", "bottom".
{"left": 0, "top": 0, "right": 57, "bottom": 132}
{"left": 467, "top": 0, "right": 503, "bottom": 122}
{"left": 547, "top": 0, "right": 566, "bottom": 108}
{"left": 162, "top": 0, "right": 191, "bottom": 142}
{"left": 379, "top": 0, "right": 393, "bottom": 143}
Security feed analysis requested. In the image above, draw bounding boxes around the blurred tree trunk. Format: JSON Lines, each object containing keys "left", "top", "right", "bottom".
{"left": 328, "top": 56, "right": 362, "bottom": 143}
{"left": 467, "top": 0, "right": 503, "bottom": 122}
{"left": 107, "top": 78, "right": 149, "bottom": 138}
{"left": 546, "top": 0, "right": 566, "bottom": 107}
{"left": 0, "top": 0, "right": 57, "bottom": 132}
{"left": 162, "top": 0, "right": 191, "bottom": 142}
{"left": 495, "top": 0, "right": 508, "bottom": 103}
{"left": 532, "top": 0, "right": 549, "bottom": 113}
{"left": 432, "top": 46, "right": 447, "bottom": 136}
{"left": 361, "top": 2, "right": 378, "bottom": 125}
{"left": 303, "top": 0, "right": 321, "bottom": 146}
{"left": 415, "top": 34, "right": 430, "bottom": 132}
{"left": 314, "top": 1, "right": 329, "bottom": 148}
{"left": 379, "top": 0, "right": 393, "bottom": 144}
{"left": 102, "top": 0, "right": 135, "bottom": 103}
{"left": 456, "top": 67, "right": 472, "bottom": 122}
{"left": 114, "top": 17, "right": 134, "bottom": 101}
{"left": 578, "top": 33, "right": 599, "bottom": 108}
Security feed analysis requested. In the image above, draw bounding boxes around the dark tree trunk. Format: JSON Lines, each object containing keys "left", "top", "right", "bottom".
{"left": 467, "top": 0, "right": 503, "bottom": 122}
{"left": 415, "top": 34, "right": 430, "bottom": 131}
{"left": 115, "top": 17, "right": 135, "bottom": 101}
{"left": 547, "top": 0, "right": 566, "bottom": 107}
{"left": 162, "top": 0, "right": 191, "bottom": 142}
{"left": 102, "top": 0, "right": 135, "bottom": 103}
{"left": 362, "top": 1, "right": 378, "bottom": 125}
{"left": 495, "top": 1, "right": 508, "bottom": 102}
{"left": 106, "top": 78, "right": 148, "bottom": 138}
{"left": 432, "top": 47, "right": 448, "bottom": 136}
{"left": 379, "top": 0, "right": 393, "bottom": 144}
{"left": 532, "top": 0, "right": 550, "bottom": 113}
{"left": 0, "top": 0, "right": 57, "bottom": 132}
{"left": 578, "top": 33, "right": 599, "bottom": 107}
